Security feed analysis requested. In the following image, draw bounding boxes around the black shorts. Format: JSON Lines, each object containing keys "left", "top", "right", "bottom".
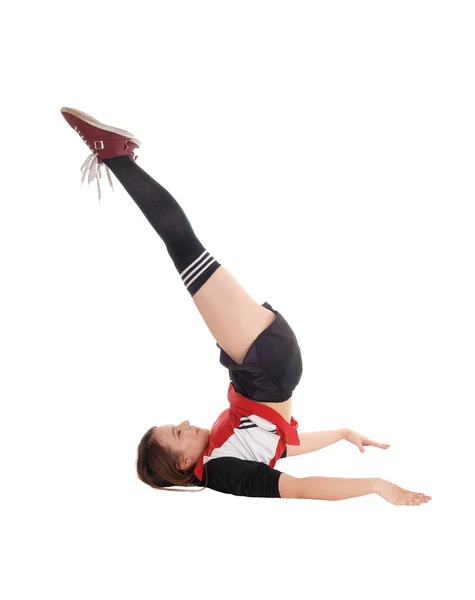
{"left": 216, "top": 301, "right": 303, "bottom": 403}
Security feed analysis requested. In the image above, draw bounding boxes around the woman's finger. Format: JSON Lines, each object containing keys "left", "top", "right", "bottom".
{"left": 370, "top": 441, "right": 390, "bottom": 448}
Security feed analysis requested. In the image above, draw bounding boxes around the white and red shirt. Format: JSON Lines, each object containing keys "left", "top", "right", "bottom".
{"left": 194, "top": 382, "right": 300, "bottom": 497}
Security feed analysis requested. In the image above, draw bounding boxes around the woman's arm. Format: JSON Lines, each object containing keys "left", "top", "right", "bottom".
{"left": 286, "top": 428, "right": 349, "bottom": 457}
{"left": 278, "top": 473, "right": 377, "bottom": 500}
{"left": 279, "top": 475, "right": 431, "bottom": 504}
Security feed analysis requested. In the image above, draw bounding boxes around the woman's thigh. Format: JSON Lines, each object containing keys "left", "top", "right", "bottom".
{"left": 192, "top": 265, "right": 276, "bottom": 365}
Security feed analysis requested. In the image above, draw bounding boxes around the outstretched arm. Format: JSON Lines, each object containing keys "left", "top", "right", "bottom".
{"left": 285, "top": 428, "right": 391, "bottom": 457}
{"left": 286, "top": 428, "right": 349, "bottom": 457}
{"left": 278, "top": 472, "right": 377, "bottom": 499}
{"left": 279, "top": 475, "right": 431, "bottom": 505}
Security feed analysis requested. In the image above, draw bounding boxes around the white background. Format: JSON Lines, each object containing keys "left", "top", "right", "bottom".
{"left": 1, "top": 1, "right": 473, "bottom": 598}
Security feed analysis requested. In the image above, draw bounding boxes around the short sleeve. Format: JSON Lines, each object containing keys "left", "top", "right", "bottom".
{"left": 202, "top": 457, "right": 283, "bottom": 498}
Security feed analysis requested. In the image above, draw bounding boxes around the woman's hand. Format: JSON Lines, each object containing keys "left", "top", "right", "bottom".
{"left": 344, "top": 429, "right": 390, "bottom": 453}
{"left": 375, "top": 478, "right": 432, "bottom": 505}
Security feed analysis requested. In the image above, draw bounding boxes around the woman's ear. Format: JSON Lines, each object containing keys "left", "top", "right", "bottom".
{"left": 177, "top": 455, "right": 193, "bottom": 471}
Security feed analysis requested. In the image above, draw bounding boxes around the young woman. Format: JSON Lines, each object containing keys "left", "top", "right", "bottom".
{"left": 61, "top": 107, "right": 431, "bottom": 507}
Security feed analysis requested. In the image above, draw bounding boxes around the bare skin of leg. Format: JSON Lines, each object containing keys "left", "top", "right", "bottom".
{"left": 192, "top": 265, "right": 293, "bottom": 423}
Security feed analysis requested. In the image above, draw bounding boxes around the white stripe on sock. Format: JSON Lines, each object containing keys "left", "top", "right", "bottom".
{"left": 182, "top": 253, "right": 214, "bottom": 285}
{"left": 180, "top": 250, "right": 209, "bottom": 279}
{"left": 185, "top": 257, "right": 217, "bottom": 289}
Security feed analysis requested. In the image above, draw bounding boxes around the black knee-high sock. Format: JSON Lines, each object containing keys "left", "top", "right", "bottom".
{"left": 103, "top": 155, "right": 221, "bottom": 297}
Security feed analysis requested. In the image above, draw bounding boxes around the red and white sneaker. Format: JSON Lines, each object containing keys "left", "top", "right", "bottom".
{"left": 61, "top": 107, "right": 141, "bottom": 201}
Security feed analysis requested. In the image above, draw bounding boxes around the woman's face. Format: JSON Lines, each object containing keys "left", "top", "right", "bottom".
{"left": 153, "top": 420, "right": 210, "bottom": 470}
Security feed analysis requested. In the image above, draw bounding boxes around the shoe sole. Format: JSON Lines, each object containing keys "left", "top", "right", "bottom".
{"left": 61, "top": 107, "right": 141, "bottom": 147}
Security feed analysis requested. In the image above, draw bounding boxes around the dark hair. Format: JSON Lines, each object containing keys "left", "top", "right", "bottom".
{"left": 136, "top": 426, "right": 208, "bottom": 493}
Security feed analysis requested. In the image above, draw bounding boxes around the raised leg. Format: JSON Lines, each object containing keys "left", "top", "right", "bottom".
{"left": 103, "top": 156, "right": 275, "bottom": 364}
{"left": 193, "top": 266, "right": 276, "bottom": 364}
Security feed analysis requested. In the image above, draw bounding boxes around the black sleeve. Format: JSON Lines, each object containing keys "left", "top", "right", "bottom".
{"left": 203, "top": 457, "right": 283, "bottom": 498}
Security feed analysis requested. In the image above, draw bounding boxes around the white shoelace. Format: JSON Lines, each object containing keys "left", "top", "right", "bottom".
{"left": 80, "top": 153, "right": 114, "bottom": 202}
